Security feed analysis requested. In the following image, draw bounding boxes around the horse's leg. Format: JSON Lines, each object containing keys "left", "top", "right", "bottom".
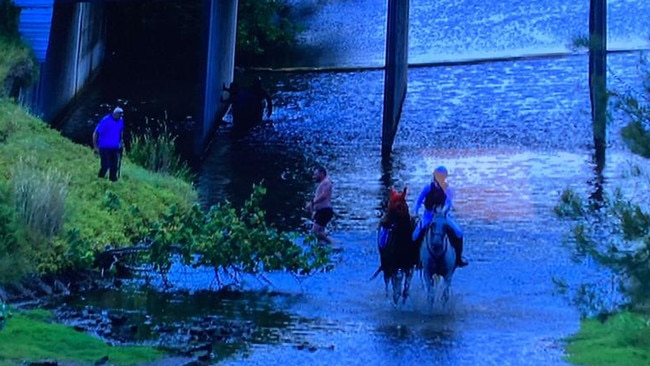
{"left": 383, "top": 273, "right": 390, "bottom": 298}
{"left": 431, "top": 275, "right": 442, "bottom": 304}
{"left": 442, "top": 279, "right": 451, "bottom": 304}
{"left": 419, "top": 247, "right": 433, "bottom": 303}
{"left": 402, "top": 268, "right": 413, "bottom": 304}
{"left": 422, "top": 269, "right": 435, "bottom": 304}
{"left": 391, "top": 271, "right": 403, "bottom": 307}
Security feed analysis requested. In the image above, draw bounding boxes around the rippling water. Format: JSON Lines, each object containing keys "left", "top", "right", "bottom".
{"left": 286, "top": 0, "right": 650, "bottom": 67}
{"left": 55, "top": 0, "right": 650, "bottom": 364}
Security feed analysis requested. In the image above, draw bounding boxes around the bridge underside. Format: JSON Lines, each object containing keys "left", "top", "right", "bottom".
{"left": 15, "top": 0, "right": 405, "bottom": 159}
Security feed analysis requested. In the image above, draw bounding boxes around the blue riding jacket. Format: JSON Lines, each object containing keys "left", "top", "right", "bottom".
{"left": 412, "top": 181, "right": 462, "bottom": 241}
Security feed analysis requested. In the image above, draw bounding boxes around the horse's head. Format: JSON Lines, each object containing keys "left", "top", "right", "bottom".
{"left": 388, "top": 187, "right": 409, "bottom": 220}
{"left": 425, "top": 214, "right": 448, "bottom": 255}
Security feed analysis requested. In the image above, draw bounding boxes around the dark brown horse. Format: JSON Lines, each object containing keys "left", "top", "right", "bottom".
{"left": 371, "top": 187, "right": 419, "bottom": 306}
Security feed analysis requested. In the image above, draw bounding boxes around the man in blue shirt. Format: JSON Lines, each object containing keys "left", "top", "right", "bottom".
{"left": 412, "top": 166, "right": 468, "bottom": 267}
{"left": 93, "top": 107, "right": 124, "bottom": 182}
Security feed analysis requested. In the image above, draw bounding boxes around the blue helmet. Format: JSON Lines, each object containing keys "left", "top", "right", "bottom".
{"left": 434, "top": 166, "right": 448, "bottom": 175}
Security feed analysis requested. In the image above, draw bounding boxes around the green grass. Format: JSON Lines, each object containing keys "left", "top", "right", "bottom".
{"left": 0, "top": 309, "right": 165, "bottom": 365}
{"left": 0, "top": 99, "right": 198, "bottom": 276}
{"left": 565, "top": 312, "right": 650, "bottom": 366}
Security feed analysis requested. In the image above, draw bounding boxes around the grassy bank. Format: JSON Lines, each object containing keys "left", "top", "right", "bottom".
{"left": 565, "top": 311, "right": 650, "bottom": 366}
{"left": 0, "top": 99, "right": 197, "bottom": 281}
{"left": 0, "top": 308, "right": 164, "bottom": 366}
{"left": 0, "top": 98, "right": 191, "bottom": 364}
{"left": 1, "top": 5, "right": 190, "bottom": 361}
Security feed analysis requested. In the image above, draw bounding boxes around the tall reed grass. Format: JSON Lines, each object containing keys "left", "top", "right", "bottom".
{"left": 128, "top": 125, "right": 193, "bottom": 182}
{"left": 12, "top": 160, "right": 69, "bottom": 241}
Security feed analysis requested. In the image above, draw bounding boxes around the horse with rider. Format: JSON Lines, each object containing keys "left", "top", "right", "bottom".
{"left": 373, "top": 166, "right": 468, "bottom": 305}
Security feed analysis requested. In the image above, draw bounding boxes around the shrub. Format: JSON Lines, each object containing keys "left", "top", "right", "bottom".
{"left": 555, "top": 164, "right": 650, "bottom": 317}
{"left": 0, "top": 0, "right": 38, "bottom": 99}
{"left": 236, "top": 0, "right": 302, "bottom": 66}
{"left": 0, "top": 0, "right": 20, "bottom": 40}
{"left": 554, "top": 187, "right": 586, "bottom": 218}
{"left": 128, "top": 126, "right": 193, "bottom": 182}
{"left": 0, "top": 182, "right": 30, "bottom": 283}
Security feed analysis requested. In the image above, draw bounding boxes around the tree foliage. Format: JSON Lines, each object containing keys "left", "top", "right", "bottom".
{"left": 556, "top": 183, "right": 650, "bottom": 317}
{"left": 145, "top": 183, "right": 332, "bottom": 288}
{"left": 236, "top": 0, "right": 301, "bottom": 66}
{"left": 0, "top": 0, "right": 38, "bottom": 99}
{"left": 555, "top": 55, "right": 650, "bottom": 316}
{"left": 0, "top": 0, "right": 20, "bottom": 40}
{"left": 614, "top": 55, "right": 650, "bottom": 158}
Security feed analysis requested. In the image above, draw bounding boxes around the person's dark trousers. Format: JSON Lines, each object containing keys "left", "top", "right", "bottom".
{"left": 98, "top": 148, "right": 121, "bottom": 182}
{"left": 446, "top": 227, "right": 468, "bottom": 267}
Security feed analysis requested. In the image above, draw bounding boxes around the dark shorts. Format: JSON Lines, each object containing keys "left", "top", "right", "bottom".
{"left": 314, "top": 207, "right": 334, "bottom": 227}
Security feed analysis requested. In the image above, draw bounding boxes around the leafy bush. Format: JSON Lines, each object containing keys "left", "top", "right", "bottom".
{"left": 0, "top": 39, "right": 38, "bottom": 99}
{"left": 0, "top": 1, "right": 38, "bottom": 99}
{"left": 0, "top": 0, "right": 20, "bottom": 40}
{"left": 554, "top": 188, "right": 586, "bottom": 218}
{"left": 146, "top": 183, "right": 332, "bottom": 288}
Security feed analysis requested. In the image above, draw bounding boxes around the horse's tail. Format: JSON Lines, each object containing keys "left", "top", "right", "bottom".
{"left": 369, "top": 265, "right": 383, "bottom": 281}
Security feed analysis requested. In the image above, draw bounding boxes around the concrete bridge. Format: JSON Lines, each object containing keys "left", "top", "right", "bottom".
{"left": 13, "top": 0, "right": 408, "bottom": 158}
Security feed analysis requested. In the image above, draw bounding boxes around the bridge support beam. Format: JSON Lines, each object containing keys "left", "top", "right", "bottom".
{"left": 14, "top": 1, "right": 105, "bottom": 122}
{"left": 382, "top": 0, "right": 409, "bottom": 159}
{"left": 197, "top": 0, "right": 238, "bottom": 158}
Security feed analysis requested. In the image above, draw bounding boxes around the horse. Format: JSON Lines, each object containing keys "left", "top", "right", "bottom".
{"left": 371, "top": 188, "right": 419, "bottom": 307}
{"left": 419, "top": 211, "right": 457, "bottom": 304}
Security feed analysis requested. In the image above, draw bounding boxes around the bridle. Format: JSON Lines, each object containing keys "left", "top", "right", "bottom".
{"left": 425, "top": 214, "right": 449, "bottom": 257}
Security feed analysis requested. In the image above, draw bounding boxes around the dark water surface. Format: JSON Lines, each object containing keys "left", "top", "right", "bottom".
{"left": 54, "top": 0, "right": 650, "bottom": 365}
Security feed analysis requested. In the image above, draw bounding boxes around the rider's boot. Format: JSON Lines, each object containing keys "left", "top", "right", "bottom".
{"left": 454, "top": 237, "right": 469, "bottom": 267}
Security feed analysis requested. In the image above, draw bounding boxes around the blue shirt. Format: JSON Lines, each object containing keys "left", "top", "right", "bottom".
{"left": 94, "top": 114, "right": 124, "bottom": 148}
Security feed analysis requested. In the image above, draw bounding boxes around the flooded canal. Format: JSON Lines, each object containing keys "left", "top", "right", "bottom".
{"left": 53, "top": 0, "right": 650, "bottom": 364}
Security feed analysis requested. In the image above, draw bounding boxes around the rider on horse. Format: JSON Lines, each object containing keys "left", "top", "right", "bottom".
{"left": 412, "top": 166, "right": 468, "bottom": 268}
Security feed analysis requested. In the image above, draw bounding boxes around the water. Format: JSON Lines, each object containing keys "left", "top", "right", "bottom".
{"left": 54, "top": 0, "right": 650, "bottom": 365}
{"left": 287, "top": 0, "right": 650, "bottom": 67}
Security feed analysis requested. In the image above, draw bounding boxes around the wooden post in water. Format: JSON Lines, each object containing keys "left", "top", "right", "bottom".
{"left": 589, "top": 0, "right": 607, "bottom": 166}
{"left": 382, "top": 0, "right": 409, "bottom": 159}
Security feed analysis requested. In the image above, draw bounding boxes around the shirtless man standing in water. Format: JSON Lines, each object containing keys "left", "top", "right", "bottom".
{"left": 305, "top": 165, "right": 334, "bottom": 244}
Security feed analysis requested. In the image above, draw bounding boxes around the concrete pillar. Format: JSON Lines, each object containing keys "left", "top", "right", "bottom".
{"left": 382, "top": 0, "right": 409, "bottom": 158}
{"left": 197, "top": 0, "right": 238, "bottom": 158}
{"left": 24, "top": 1, "right": 104, "bottom": 122}
{"left": 589, "top": 0, "right": 607, "bottom": 167}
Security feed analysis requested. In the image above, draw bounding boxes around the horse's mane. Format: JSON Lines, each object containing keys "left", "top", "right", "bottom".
{"left": 387, "top": 187, "right": 410, "bottom": 222}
